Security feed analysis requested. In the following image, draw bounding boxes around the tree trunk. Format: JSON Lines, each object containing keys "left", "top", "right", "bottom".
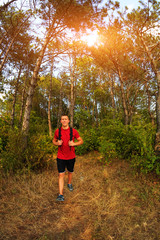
{"left": 155, "top": 71, "right": 160, "bottom": 154}
{"left": 11, "top": 64, "right": 22, "bottom": 128}
{"left": 156, "top": 72, "right": 160, "bottom": 130}
{"left": 48, "top": 60, "right": 53, "bottom": 137}
{"left": 70, "top": 75, "right": 74, "bottom": 128}
{"left": 19, "top": 71, "right": 28, "bottom": 127}
{"left": 22, "top": 31, "right": 51, "bottom": 135}
{"left": 92, "top": 100, "right": 95, "bottom": 122}
{"left": 108, "top": 73, "right": 116, "bottom": 120}
{"left": 95, "top": 98, "right": 98, "bottom": 127}
{"left": 57, "top": 79, "right": 63, "bottom": 128}
{"left": 145, "top": 82, "right": 155, "bottom": 126}
{"left": 69, "top": 56, "right": 76, "bottom": 128}
{"left": 117, "top": 67, "right": 129, "bottom": 125}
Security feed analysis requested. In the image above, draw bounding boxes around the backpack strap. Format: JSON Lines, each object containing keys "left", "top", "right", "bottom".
{"left": 70, "top": 127, "right": 73, "bottom": 151}
{"left": 58, "top": 127, "right": 61, "bottom": 140}
{"left": 70, "top": 127, "right": 73, "bottom": 141}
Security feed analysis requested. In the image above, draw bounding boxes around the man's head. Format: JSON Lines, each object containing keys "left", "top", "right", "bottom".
{"left": 60, "top": 115, "right": 70, "bottom": 128}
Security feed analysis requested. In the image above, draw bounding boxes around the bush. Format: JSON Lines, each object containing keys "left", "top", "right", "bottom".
{"left": 75, "top": 128, "right": 100, "bottom": 155}
{"left": 0, "top": 116, "right": 159, "bottom": 175}
{"left": 98, "top": 119, "right": 158, "bottom": 174}
{"left": 0, "top": 130, "right": 26, "bottom": 173}
{"left": 0, "top": 129, "right": 56, "bottom": 173}
{"left": 98, "top": 140, "right": 117, "bottom": 163}
{"left": 26, "top": 134, "right": 56, "bottom": 170}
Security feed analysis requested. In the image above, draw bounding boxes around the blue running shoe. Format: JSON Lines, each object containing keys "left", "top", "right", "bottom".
{"left": 56, "top": 194, "right": 64, "bottom": 201}
{"left": 67, "top": 184, "right": 73, "bottom": 191}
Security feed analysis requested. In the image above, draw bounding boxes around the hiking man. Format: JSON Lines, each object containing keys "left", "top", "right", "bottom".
{"left": 53, "top": 115, "right": 83, "bottom": 201}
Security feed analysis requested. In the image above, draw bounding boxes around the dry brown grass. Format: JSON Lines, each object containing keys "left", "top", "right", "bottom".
{"left": 0, "top": 152, "right": 160, "bottom": 240}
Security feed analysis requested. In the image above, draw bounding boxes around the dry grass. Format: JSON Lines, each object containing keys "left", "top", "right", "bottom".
{"left": 0, "top": 152, "right": 160, "bottom": 240}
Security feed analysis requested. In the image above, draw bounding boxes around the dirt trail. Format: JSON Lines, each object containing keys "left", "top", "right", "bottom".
{"left": 0, "top": 152, "right": 160, "bottom": 240}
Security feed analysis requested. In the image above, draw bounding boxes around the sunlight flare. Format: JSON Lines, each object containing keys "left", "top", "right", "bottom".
{"left": 80, "top": 30, "right": 99, "bottom": 46}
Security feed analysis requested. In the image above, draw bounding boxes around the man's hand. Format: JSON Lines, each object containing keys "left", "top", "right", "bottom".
{"left": 68, "top": 140, "right": 75, "bottom": 147}
{"left": 57, "top": 140, "right": 63, "bottom": 146}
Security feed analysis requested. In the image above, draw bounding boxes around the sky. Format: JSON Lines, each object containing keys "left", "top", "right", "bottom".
{"left": 118, "top": 0, "right": 141, "bottom": 10}
{"left": 1, "top": 0, "right": 142, "bottom": 9}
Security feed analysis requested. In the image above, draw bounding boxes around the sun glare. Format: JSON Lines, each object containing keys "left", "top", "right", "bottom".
{"left": 80, "top": 30, "right": 99, "bottom": 47}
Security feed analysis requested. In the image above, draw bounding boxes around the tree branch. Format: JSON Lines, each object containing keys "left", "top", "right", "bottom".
{"left": 0, "top": 0, "right": 17, "bottom": 11}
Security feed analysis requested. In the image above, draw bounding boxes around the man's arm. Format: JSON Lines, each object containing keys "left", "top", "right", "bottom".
{"left": 68, "top": 136, "right": 83, "bottom": 147}
{"left": 53, "top": 137, "right": 63, "bottom": 146}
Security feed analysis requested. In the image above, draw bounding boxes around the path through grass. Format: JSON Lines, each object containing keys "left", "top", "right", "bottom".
{"left": 0, "top": 152, "right": 160, "bottom": 240}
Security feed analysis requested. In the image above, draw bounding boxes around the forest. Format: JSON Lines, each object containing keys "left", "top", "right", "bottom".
{"left": 0, "top": 0, "right": 160, "bottom": 175}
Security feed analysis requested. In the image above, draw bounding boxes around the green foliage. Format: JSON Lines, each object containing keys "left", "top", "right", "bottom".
{"left": 75, "top": 128, "right": 100, "bottom": 155}
{"left": 99, "top": 140, "right": 117, "bottom": 163}
{"left": 0, "top": 130, "right": 26, "bottom": 173}
{"left": 0, "top": 119, "right": 10, "bottom": 152}
{"left": 74, "top": 109, "right": 93, "bottom": 129}
{"left": 25, "top": 134, "right": 56, "bottom": 170}
{"left": 0, "top": 128, "right": 56, "bottom": 173}
{"left": 98, "top": 119, "right": 158, "bottom": 174}
{"left": 0, "top": 138, "right": 2, "bottom": 152}
{"left": 0, "top": 118, "right": 159, "bottom": 175}
{"left": 29, "top": 111, "right": 48, "bottom": 135}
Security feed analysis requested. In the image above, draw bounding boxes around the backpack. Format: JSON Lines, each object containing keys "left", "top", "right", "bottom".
{"left": 58, "top": 127, "right": 73, "bottom": 150}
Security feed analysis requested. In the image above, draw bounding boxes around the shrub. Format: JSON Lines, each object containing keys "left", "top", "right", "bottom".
{"left": 0, "top": 129, "right": 56, "bottom": 173}
{"left": 0, "top": 130, "right": 26, "bottom": 173}
{"left": 75, "top": 128, "right": 100, "bottom": 155}
{"left": 98, "top": 119, "right": 158, "bottom": 174}
{"left": 26, "top": 134, "right": 56, "bottom": 170}
{"left": 98, "top": 139, "right": 117, "bottom": 163}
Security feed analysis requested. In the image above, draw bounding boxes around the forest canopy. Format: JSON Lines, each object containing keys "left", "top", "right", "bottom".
{"left": 0, "top": 0, "right": 160, "bottom": 175}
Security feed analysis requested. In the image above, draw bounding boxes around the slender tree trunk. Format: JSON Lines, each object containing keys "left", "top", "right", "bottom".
{"left": 95, "top": 98, "right": 98, "bottom": 127}
{"left": 48, "top": 60, "right": 53, "bottom": 137}
{"left": 0, "top": 44, "right": 7, "bottom": 59}
{"left": 92, "top": 100, "right": 95, "bottom": 122}
{"left": 70, "top": 75, "right": 74, "bottom": 128}
{"left": 0, "top": 26, "right": 12, "bottom": 57}
{"left": 156, "top": 72, "right": 160, "bottom": 130}
{"left": 22, "top": 31, "right": 51, "bottom": 136}
{"left": 117, "top": 67, "right": 129, "bottom": 125}
{"left": 19, "top": 71, "right": 28, "bottom": 127}
{"left": 145, "top": 83, "right": 155, "bottom": 126}
{"left": 57, "top": 79, "right": 63, "bottom": 128}
{"left": 108, "top": 73, "right": 116, "bottom": 120}
{"left": 155, "top": 71, "right": 160, "bottom": 153}
{"left": 11, "top": 64, "right": 22, "bottom": 128}
{"left": 69, "top": 56, "right": 76, "bottom": 128}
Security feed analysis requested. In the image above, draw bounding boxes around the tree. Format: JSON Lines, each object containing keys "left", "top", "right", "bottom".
{"left": 0, "top": 9, "right": 31, "bottom": 74}
{"left": 0, "top": 0, "right": 17, "bottom": 11}
{"left": 91, "top": 24, "right": 144, "bottom": 125}
{"left": 10, "top": 63, "right": 22, "bottom": 128}
{"left": 123, "top": 0, "right": 160, "bottom": 151}
{"left": 22, "top": 0, "right": 100, "bottom": 136}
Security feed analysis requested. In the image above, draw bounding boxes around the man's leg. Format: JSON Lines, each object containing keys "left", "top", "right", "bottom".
{"left": 66, "top": 159, "right": 75, "bottom": 191}
{"left": 68, "top": 171, "right": 72, "bottom": 184}
{"left": 59, "top": 172, "right": 65, "bottom": 195}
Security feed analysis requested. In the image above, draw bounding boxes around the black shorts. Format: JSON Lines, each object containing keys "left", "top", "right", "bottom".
{"left": 57, "top": 158, "right": 75, "bottom": 173}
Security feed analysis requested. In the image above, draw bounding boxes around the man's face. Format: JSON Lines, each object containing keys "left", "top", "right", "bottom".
{"left": 61, "top": 116, "right": 70, "bottom": 127}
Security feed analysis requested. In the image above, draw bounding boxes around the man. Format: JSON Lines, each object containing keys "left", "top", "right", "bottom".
{"left": 53, "top": 115, "right": 83, "bottom": 201}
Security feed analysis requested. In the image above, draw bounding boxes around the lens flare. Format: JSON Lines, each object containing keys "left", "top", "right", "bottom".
{"left": 80, "top": 30, "right": 99, "bottom": 46}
